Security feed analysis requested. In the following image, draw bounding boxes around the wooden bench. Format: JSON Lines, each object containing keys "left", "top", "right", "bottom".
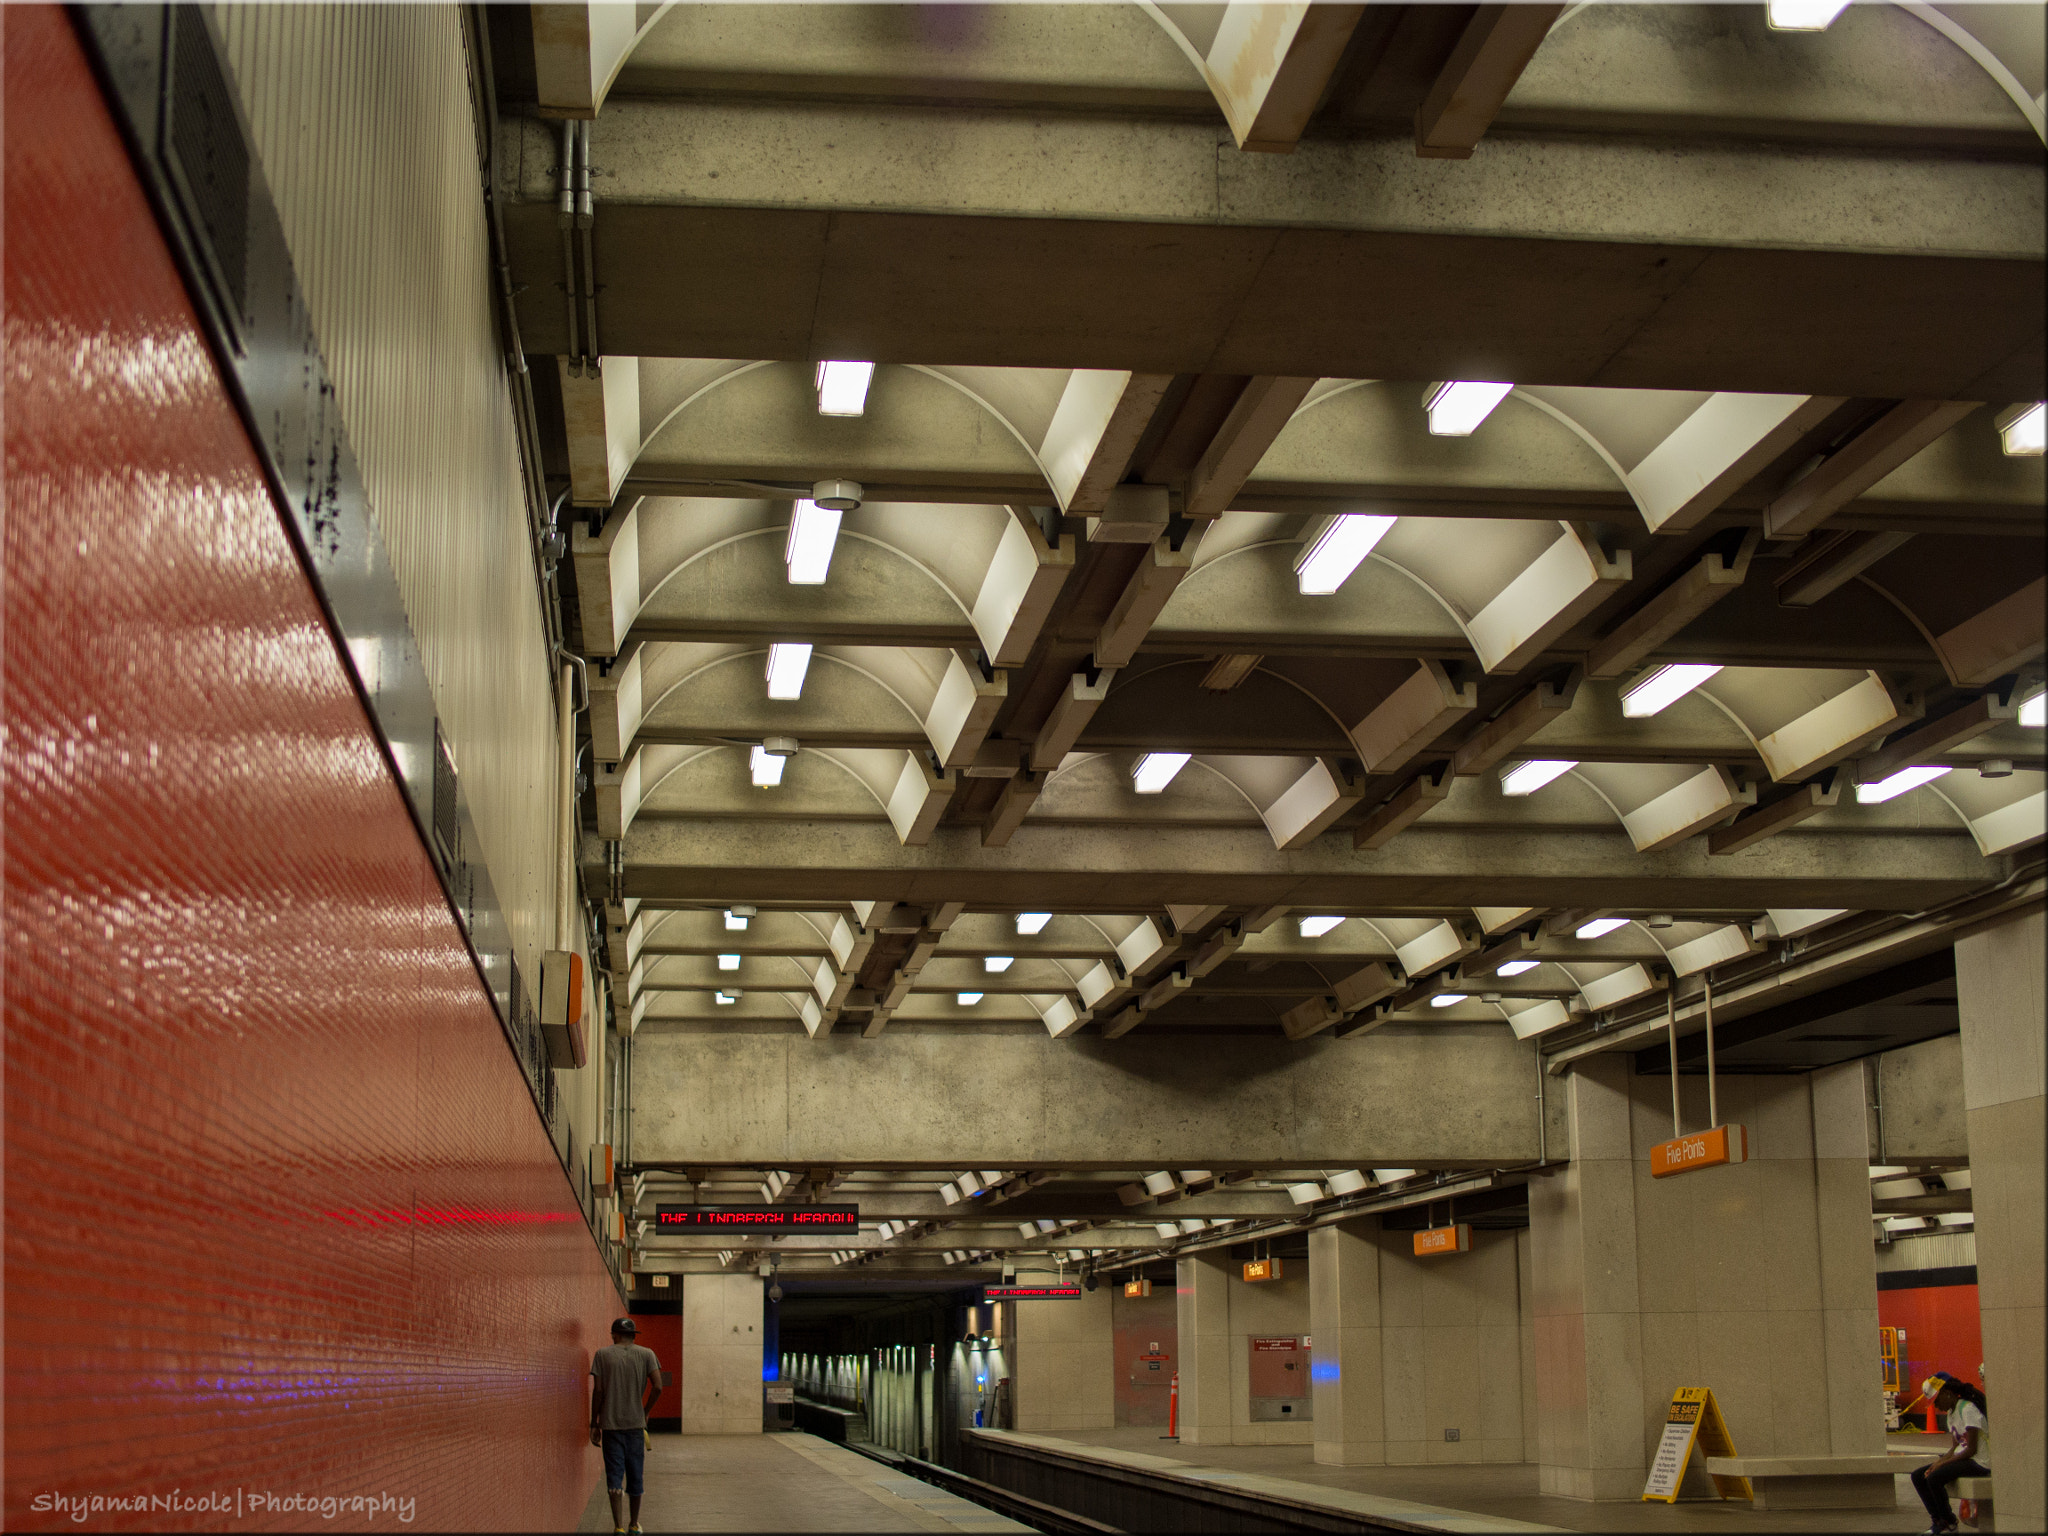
{"left": 1954, "top": 1474, "right": 1995, "bottom": 1531}
{"left": 1704, "top": 1453, "right": 1929, "bottom": 1510}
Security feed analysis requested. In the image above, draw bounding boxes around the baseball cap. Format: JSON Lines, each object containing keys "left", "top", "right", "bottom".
{"left": 612, "top": 1317, "right": 637, "bottom": 1335}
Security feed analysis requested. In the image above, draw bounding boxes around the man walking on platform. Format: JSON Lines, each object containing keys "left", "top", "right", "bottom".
{"left": 590, "top": 1318, "right": 666, "bottom": 1535}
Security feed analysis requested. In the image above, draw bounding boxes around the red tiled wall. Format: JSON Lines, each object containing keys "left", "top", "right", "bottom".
{"left": 1880, "top": 1285, "right": 1984, "bottom": 1429}
{"left": 3, "top": 9, "right": 619, "bottom": 1528}
{"left": 633, "top": 1313, "right": 684, "bottom": 1424}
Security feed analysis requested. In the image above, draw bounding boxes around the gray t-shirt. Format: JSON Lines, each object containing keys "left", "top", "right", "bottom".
{"left": 591, "top": 1342, "right": 665, "bottom": 1431}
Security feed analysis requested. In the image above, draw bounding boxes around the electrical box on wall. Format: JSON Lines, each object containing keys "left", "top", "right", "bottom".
{"left": 590, "top": 1143, "right": 615, "bottom": 1197}
{"left": 541, "top": 950, "right": 588, "bottom": 1068}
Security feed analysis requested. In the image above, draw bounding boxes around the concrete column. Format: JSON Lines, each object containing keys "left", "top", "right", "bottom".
{"left": 1013, "top": 1281, "right": 1114, "bottom": 1432}
{"left": 1533, "top": 1051, "right": 1893, "bottom": 1499}
{"left": 1310, "top": 1222, "right": 1386, "bottom": 1466}
{"left": 680, "top": 1273, "right": 763, "bottom": 1434}
{"left": 1531, "top": 1053, "right": 1646, "bottom": 1500}
{"left": 1175, "top": 1253, "right": 1234, "bottom": 1444}
{"left": 1956, "top": 912, "right": 2045, "bottom": 1533}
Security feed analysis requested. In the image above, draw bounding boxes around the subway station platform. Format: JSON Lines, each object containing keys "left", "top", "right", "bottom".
{"left": 574, "top": 1434, "right": 1033, "bottom": 1534}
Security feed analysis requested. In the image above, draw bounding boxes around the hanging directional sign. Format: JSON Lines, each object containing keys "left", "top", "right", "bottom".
{"left": 1649, "top": 1125, "right": 1748, "bottom": 1178}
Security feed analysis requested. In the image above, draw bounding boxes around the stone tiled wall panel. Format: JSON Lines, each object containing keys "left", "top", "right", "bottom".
{"left": 2, "top": 11, "right": 616, "bottom": 1527}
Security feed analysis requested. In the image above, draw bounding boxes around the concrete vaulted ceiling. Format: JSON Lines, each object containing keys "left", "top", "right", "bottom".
{"left": 503, "top": 1, "right": 2043, "bottom": 1267}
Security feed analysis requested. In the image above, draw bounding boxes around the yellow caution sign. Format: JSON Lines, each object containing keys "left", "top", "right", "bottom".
{"left": 1641, "top": 1388, "right": 1751, "bottom": 1503}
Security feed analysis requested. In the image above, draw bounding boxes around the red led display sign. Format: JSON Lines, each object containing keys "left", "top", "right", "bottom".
{"left": 654, "top": 1205, "right": 859, "bottom": 1231}
{"left": 984, "top": 1284, "right": 1083, "bottom": 1301}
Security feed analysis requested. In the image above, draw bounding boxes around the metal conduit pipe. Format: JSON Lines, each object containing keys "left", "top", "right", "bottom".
{"left": 557, "top": 119, "right": 581, "bottom": 367}
{"left": 576, "top": 120, "right": 599, "bottom": 365}
{"left": 555, "top": 649, "right": 590, "bottom": 949}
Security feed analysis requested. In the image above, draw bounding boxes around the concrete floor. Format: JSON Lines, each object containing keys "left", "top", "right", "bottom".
{"left": 1052, "top": 1427, "right": 1938, "bottom": 1534}
{"left": 575, "top": 1433, "right": 1033, "bottom": 1534}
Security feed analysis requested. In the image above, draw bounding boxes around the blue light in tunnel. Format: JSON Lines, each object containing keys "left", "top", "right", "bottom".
{"left": 1311, "top": 1360, "right": 1340, "bottom": 1383}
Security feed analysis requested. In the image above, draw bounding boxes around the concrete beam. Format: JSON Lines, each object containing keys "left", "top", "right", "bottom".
{"left": 558, "top": 355, "right": 641, "bottom": 507}
{"left": 1200, "top": 3, "right": 1366, "bottom": 154}
{"left": 1765, "top": 401, "right": 1984, "bottom": 539}
{"left": 1933, "top": 576, "right": 2046, "bottom": 688}
{"left": 605, "top": 817, "right": 1999, "bottom": 913}
{"left": 631, "top": 1027, "right": 1548, "bottom": 1167}
{"left": 1708, "top": 775, "right": 1841, "bottom": 856}
{"left": 1414, "top": 5, "right": 1566, "bottom": 160}
{"left": 1186, "top": 376, "right": 1318, "bottom": 519}
{"left": 1584, "top": 535, "right": 1757, "bottom": 679}
{"left": 1041, "top": 370, "right": 1175, "bottom": 514}
{"left": 502, "top": 108, "right": 2044, "bottom": 396}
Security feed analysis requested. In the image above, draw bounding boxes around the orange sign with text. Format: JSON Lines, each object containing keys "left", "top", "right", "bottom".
{"left": 1412, "top": 1224, "right": 1471, "bottom": 1256}
{"left": 1123, "top": 1278, "right": 1153, "bottom": 1298}
{"left": 1242, "top": 1257, "right": 1283, "bottom": 1282}
{"left": 1650, "top": 1124, "right": 1749, "bottom": 1179}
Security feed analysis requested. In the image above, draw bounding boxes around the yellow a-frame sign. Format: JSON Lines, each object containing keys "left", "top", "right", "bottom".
{"left": 1641, "top": 1388, "right": 1752, "bottom": 1503}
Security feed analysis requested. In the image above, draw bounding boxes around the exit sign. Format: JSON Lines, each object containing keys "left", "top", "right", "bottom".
{"left": 1650, "top": 1124, "right": 1748, "bottom": 1178}
{"left": 1413, "top": 1224, "right": 1471, "bottom": 1257}
{"left": 1242, "top": 1257, "right": 1282, "bottom": 1282}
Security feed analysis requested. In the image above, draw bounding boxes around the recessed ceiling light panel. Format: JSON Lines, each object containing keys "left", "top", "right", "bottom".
{"left": 1424, "top": 380, "right": 1514, "bottom": 436}
{"left": 1132, "top": 752, "right": 1190, "bottom": 794}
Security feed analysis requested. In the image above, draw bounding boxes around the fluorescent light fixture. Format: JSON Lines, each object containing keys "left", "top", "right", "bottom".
{"left": 1431, "top": 993, "right": 1467, "bottom": 1008}
{"left": 715, "top": 990, "right": 739, "bottom": 1005}
{"left": 1155, "top": 1223, "right": 1180, "bottom": 1240}
{"left": 1856, "top": 764, "right": 1950, "bottom": 804}
{"left": 1298, "top": 915, "right": 1343, "bottom": 938}
{"left": 2019, "top": 689, "right": 2045, "bottom": 728}
{"left": 717, "top": 953, "right": 741, "bottom": 971}
{"left": 1326, "top": 1169, "right": 1370, "bottom": 1197}
{"left": 957, "top": 991, "right": 983, "bottom": 1006}
{"left": 1767, "top": 0, "right": 1851, "bottom": 28}
{"left": 984, "top": 956, "right": 1014, "bottom": 974}
{"left": 1016, "top": 913, "right": 1051, "bottom": 935}
{"left": 1997, "top": 402, "right": 2046, "bottom": 456}
{"left": 1286, "top": 1182, "right": 1326, "bottom": 1205}
{"left": 1495, "top": 958, "right": 1539, "bottom": 977}
{"left": 1142, "top": 1171, "right": 1177, "bottom": 1197}
{"left": 765, "top": 642, "right": 814, "bottom": 700}
{"left": 785, "top": 499, "right": 843, "bottom": 585}
{"left": 749, "top": 745, "right": 787, "bottom": 787}
{"left": 814, "top": 359, "right": 875, "bottom": 417}
{"left": 1372, "top": 1168, "right": 1417, "bottom": 1184}
{"left": 1500, "top": 759, "right": 1576, "bottom": 797}
{"left": 723, "top": 907, "right": 753, "bottom": 931}
{"left": 1132, "top": 752, "right": 1190, "bottom": 794}
{"left": 1575, "top": 917, "right": 1629, "bottom": 939}
{"left": 1295, "top": 513, "right": 1397, "bottom": 595}
{"left": 1881, "top": 1214, "right": 1929, "bottom": 1233}
{"left": 1424, "top": 380, "right": 1514, "bottom": 436}
{"left": 1621, "top": 663, "right": 1722, "bottom": 718}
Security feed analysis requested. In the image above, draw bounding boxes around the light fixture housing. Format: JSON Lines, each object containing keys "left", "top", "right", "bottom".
{"left": 2020, "top": 689, "right": 2045, "bottom": 728}
{"left": 765, "top": 642, "right": 814, "bottom": 700}
{"left": 815, "top": 360, "right": 875, "bottom": 417}
{"left": 1575, "top": 917, "right": 1629, "bottom": 939}
{"left": 1621, "top": 663, "right": 1722, "bottom": 718}
{"left": 1855, "top": 764, "right": 1951, "bottom": 804}
{"left": 785, "top": 499, "right": 843, "bottom": 585}
{"left": 1766, "top": 0, "right": 1851, "bottom": 28}
{"left": 984, "top": 956, "right": 1014, "bottom": 974}
{"left": 1996, "top": 402, "right": 2046, "bottom": 456}
{"left": 715, "top": 989, "right": 740, "bottom": 1005}
{"left": 1015, "top": 913, "right": 1051, "bottom": 935}
{"left": 1431, "top": 993, "right": 1467, "bottom": 1008}
{"left": 957, "top": 991, "right": 983, "bottom": 1006}
{"left": 1294, "top": 513, "right": 1397, "bottom": 595}
{"left": 750, "top": 745, "right": 788, "bottom": 787}
{"left": 717, "top": 953, "right": 741, "bottom": 971}
{"left": 1132, "top": 751, "right": 1191, "bottom": 794}
{"left": 1423, "top": 380, "right": 1514, "bottom": 436}
{"left": 1298, "top": 915, "right": 1343, "bottom": 938}
{"left": 1500, "top": 759, "right": 1577, "bottom": 797}
{"left": 724, "top": 906, "right": 755, "bottom": 931}
{"left": 1495, "top": 958, "right": 1539, "bottom": 977}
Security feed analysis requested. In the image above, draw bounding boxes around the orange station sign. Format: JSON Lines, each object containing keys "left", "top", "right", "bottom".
{"left": 1242, "top": 1257, "right": 1283, "bottom": 1282}
{"left": 1123, "top": 1278, "right": 1153, "bottom": 1298}
{"left": 1412, "top": 1224, "right": 1471, "bottom": 1257}
{"left": 1649, "top": 1123, "right": 1749, "bottom": 1178}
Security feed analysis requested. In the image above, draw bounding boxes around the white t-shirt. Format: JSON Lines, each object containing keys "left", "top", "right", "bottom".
{"left": 1947, "top": 1399, "right": 1989, "bottom": 1469}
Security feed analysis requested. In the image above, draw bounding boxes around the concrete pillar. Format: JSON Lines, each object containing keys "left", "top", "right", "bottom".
{"left": 1175, "top": 1253, "right": 1234, "bottom": 1444}
{"left": 1531, "top": 1053, "right": 1646, "bottom": 1500}
{"left": 680, "top": 1273, "right": 763, "bottom": 1434}
{"left": 1013, "top": 1281, "right": 1114, "bottom": 1432}
{"left": 1310, "top": 1222, "right": 1386, "bottom": 1465}
{"left": 1956, "top": 912, "right": 2044, "bottom": 1533}
{"left": 1532, "top": 1052, "right": 1890, "bottom": 1499}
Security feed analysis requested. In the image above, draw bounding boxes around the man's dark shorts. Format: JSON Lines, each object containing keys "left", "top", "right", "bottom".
{"left": 602, "top": 1429, "right": 645, "bottom": 1498}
